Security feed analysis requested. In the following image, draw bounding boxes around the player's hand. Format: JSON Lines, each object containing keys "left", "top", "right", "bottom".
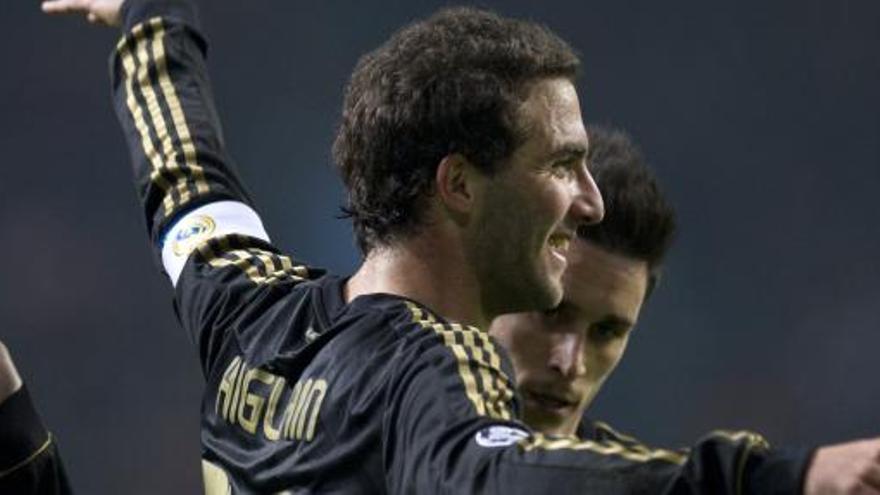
{"left": 805, "top": 438, "right": 880, "bottom": 494}
{"left": 0, "top": 340, "right": 23, "bottom": 405}
{"left": 41, "top": 0, "right": 124, "bottom": 27}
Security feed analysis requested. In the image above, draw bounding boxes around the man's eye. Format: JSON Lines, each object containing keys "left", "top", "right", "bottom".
{"left": 590, "top": 323, "right": 626, "bottom": 342}
{"left": 549, "top": 162, "right": 575, "bottom": 179}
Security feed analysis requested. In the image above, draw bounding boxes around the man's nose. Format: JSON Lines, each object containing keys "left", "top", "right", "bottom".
{"left": 548, "top": 333, "right": 587, "bottom": 379}
{"left": 569, "top": 165, "right": 604, "bottom": 227}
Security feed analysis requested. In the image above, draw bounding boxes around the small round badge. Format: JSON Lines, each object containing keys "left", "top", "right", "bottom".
{"left": 171, "top": 215, "right": 217, "bottom": 256}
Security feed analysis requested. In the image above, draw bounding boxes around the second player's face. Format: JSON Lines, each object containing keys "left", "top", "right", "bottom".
{"left": 470, "top": 78, "right": 604, "bottom": 316}
{"left": 490, "top": 241, "right": 649, "bottom": 436}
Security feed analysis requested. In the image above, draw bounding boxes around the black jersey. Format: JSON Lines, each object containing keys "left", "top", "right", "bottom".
{"left": 110, "top": 1, "right": 813, "bottom": 492}
{"left": 0, "top": 386, "right": 71, "bottom": 494}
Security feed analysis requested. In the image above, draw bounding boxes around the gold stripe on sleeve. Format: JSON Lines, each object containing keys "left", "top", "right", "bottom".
{"left": 406, "top": 303, "right": 485, "bottom": 415}
{"left": 458, "top": 327, "right": 499, "bottom": 417}
{"left": 474, "top": 329, "right": 515, "bottom": 419}
{"left": 456, "top": 324, "right": 509, "bottom": 419}
{"left": 431, "top": 322, "right": 486, "bottom": 416}
{"left": 149, "top": 18, "right": 210, "bottom": 196}
{"left": 195, "top": 236, "right": 308, "bottom": 286}
{"left": 212, "top": 249, "right": 265, "bottom": 283}
{"left": 406, "top": 302, "right": 514, "bottom": 420}
{"left": 118, "top": 26, "right": 176, "bottom": 216}
{"left": 252, "top": 249, "right": 302, "bottom": 285}
{"left": 520, "top": 433, "right": 687, "bottom": 464}
{"left": 135, "top": 21, "right": 192, "bottom": 209}
{"left": 277, "top": 253, "right": 311, "bottom": 279}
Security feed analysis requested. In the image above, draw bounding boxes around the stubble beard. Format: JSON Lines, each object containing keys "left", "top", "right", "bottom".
{"left": 481, "top": 246, "right": 562, "bottom": 319}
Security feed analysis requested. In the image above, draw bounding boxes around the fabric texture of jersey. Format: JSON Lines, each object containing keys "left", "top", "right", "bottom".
{"left": 110, "top": 0, "right": 814, "bottom": 492}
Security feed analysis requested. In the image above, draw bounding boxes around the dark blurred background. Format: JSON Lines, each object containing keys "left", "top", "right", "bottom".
{"left": 2, "top": 1, "right": 878, "bottom": 492}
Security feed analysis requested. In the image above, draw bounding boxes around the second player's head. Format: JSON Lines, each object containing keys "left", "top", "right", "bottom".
{"left": 490, "top": 125, "right": 676, "bottom": 436}
{"left": 334, "top": 7, "right": 604, "bottom": 314}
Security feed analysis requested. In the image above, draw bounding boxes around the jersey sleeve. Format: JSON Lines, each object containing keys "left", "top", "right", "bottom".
{"left": 109, "top": 0, "right": 322, "bottom": 374}
{"left": 588, "top": 420, "right": 813, "bottom": 494}
{"left": 0, "top": 386, "right": 72, "bottom": 495}
{"left": 386, "top": 304, "right": 813, "bottom": 494}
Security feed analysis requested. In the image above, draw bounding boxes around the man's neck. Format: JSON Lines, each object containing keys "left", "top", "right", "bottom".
{"left": 345, "top": 235, "right": 491, "bottom": 330}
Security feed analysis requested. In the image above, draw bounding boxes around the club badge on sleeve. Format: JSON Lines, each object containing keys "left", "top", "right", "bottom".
{"left": 171, "top": 214, "right": 217, "bottom": 257}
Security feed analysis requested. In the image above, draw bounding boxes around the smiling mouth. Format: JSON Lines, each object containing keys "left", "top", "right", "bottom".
{"left": 548, "top": 233, "right": 571, "bottom": 254}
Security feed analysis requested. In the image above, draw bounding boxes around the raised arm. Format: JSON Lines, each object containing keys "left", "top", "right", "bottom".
{"left": 43, "top": 0, "right": 317, "bottom": 375}
{"left": 47, "top": 0, "right": 259, "bottom": 258}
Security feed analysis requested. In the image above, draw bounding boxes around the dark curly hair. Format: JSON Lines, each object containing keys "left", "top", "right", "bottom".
{"left": 333, "top": 7, "right": 581, "bottom": 254}
{"left": 578, "top": 125, "right": 677, "bottom": 294}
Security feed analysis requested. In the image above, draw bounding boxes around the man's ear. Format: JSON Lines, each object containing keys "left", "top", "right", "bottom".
{"left": 435, "top": 153, "right": 480, "bottom": 215}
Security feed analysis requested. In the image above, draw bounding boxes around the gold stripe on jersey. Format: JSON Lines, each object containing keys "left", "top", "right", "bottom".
{"left": 195, "top": 235, "right": 309, "bottom": 285}
{"left": 117, "top": 18, "right": 210, "bottom": 220}
{"left": 454, "top": 324, "right": 512, "bottom": 419}
{"left": 520, "top": 433, "right": 687, "bottom": 465}
{"left": 406, "top": 302, "right": 513, "bottom": 420}
{"left": 134, "top": 21, "right": 192, "bottom": 209}
{"left": 457, "top": 327, "right": 500, "bottom": 417}
{"left": 432, "top": 322, "right": 486, "bottom": 416}
{"left": 117, "top": 25, "right": 176, "bottom": 216}
{"left": 473, "top": 328, "right": 515, "bottom": 417}
{"left": 406, "top": 303, "right": 483, "bottom": 414}
{"left": 148, "top": 18, "right": 210, "bottom": 196}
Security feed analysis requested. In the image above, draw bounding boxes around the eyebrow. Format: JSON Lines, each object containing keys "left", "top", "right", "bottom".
{"left": 549, "top": 144, "right": 587, "bottom": 162}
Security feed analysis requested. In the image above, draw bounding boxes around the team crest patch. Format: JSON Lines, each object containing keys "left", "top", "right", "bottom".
{"left": 171, "top": 214, "right": 216, "bottom": 256}
{"left": 474, "top": 425, "right": 530, "bottom": 448}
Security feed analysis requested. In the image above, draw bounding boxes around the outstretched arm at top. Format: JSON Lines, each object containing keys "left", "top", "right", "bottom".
{"left": 47, "top": 0, "right": 262, "bottom": 261}
{"left": 43, "top": 0, "right": 318, "bottom": 375}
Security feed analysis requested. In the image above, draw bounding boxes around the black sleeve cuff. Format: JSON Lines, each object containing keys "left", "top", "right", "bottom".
{"left": 0, "top": 385, "right": 50, "bottom": 473}
{"left": 120, "top": 0, "right": 200, "bottom": 32}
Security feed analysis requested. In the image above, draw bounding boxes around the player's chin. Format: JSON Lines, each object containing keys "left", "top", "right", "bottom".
{"left": 523, "top": 408, "right": 571, "bottom": 437}
{"left": 531, "top": 273, "right": 563, "bottom": 310}
{"left": 538, "top": 262, "right": 565, "bottom": 304}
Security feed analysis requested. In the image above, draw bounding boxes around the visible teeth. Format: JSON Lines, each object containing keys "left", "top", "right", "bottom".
{"left": 550, "top": 236, "right": 570, "bottom": 251}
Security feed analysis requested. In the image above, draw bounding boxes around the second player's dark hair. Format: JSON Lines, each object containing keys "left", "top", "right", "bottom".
{"left": 333, "top": 7, "right": 580, "bottom": 254}
{"left": 578, "top": 125, "right": 677, "bottom": 293}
